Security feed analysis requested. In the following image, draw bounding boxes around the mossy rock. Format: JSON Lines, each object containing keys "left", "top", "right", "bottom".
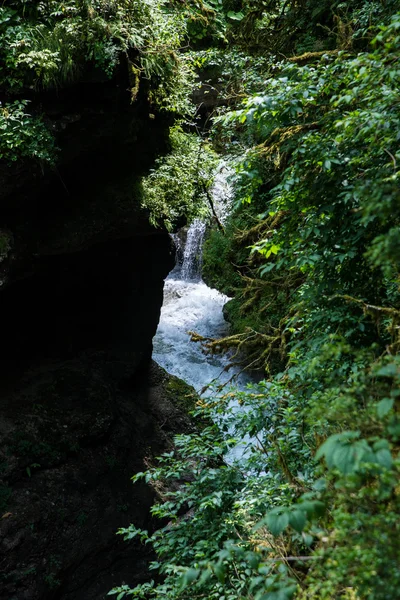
{"left": 167, "top": 374, "right": 216, "bottom": 429}
{"left": 166, "top": 375, "right": 198, "bottom": 414}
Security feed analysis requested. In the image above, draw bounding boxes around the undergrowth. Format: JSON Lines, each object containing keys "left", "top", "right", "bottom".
{"left": 111, "top": 7, "right": 400, "bottom": 600}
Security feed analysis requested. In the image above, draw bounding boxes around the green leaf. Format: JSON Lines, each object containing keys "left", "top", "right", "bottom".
{"left": 297, "top": 500, "right": 325, "bottom": 518}
{"left": 183, "top": 568, "right": 200, "bottom": 586}
{"left": 266, "top": 510, "right": 290, "bottom": 536}
{"left": 377, "top": 398, "right": 394, "bottom": 418}
{"left": 302, "top": 533, "right": 314, "bottom": 546}
{"left": 288, "top": 509, "right": 307, "bottom": 533}
{"left": 227, "top": 11, "right": 245, "bottom": 20}
{"left": 332, "top": 444, "right": 357, "bottom": 474}
{"left": 214, "top": 563, "right": 226, "bottom": 584}
{"left": 376, "top": 364, "right": 398, "bottom": 377}
{"left": 198, "top": 568, "right": 213, "bottom": 585}
{"left": 316, "top": 431, "right": 360, "bottom": 468}
{"left": 374, "top": 448, "right": 393, "bottom": 469}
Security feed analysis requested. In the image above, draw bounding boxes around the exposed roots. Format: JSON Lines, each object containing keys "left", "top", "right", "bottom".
{"left": 258, "top": 122, "right": 319, "bottom": 162}
{"left": 289, "top": 50, "right": 339, "bottom": 65}
{"left": 189, "top": 318, "right": 291, "bottom": 374}
{"left": 235, "top": 210, "right": 290, "bottom": 245}
{"left": 253, "top": 122, "right": 320, "bottom": 169}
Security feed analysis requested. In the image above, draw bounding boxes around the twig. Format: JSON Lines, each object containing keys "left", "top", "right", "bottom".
{"left": 201, "top": 182, "right": 225, "bottom": 232}
{"left": 384, "top": 147, "right": 397, "bottom": 173}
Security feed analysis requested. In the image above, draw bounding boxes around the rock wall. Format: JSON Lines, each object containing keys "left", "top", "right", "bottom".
{"left": 0, "top": 361, "right": 196, "bottom": 599}
{"left": 0, "top": 70, "right": 184, "bottom": 598}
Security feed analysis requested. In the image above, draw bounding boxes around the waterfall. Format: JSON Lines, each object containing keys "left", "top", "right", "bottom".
{"left": 210, "top": 163, "right": 234, "bottom": 224}
{"left": 153, "top": 167, "right": 249, "bottom": 394}
{"left": 180, "top": 219, "right": 206, "bottom": 281}
{"left": 172, "top": 162, "right": 233, "bottom": 282}
{"left": 170, "top": 232, "right": 183, "bottom": 266}
{"left": 153, "top": 166, "right": 252, "bottom": 459}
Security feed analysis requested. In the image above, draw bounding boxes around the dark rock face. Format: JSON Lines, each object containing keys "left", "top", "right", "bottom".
{"left": 0, "top": 72, "right": 182, "bottom": 598}
{"left": 0, "top": 232, "right": 173, "bottom": 380}
{"left": 0, "top": 72, "right": 171, "bottom": 292}
{"left": 0, "top": 362, "right": 196, "bottom": 600}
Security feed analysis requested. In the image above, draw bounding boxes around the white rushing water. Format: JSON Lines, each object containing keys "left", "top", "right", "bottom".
{"left": 153, "top": 188, "right": 257, "bottom": 460}
{"left": 153, "top": 164, "right": 246, "bottom": 396}
{"left": 180, "top": 219, "right": 206, "bottom": 281}
{"left": 153, "top": 276, "right": 235, "bottom": 393}
{"left": 153, "top": 222, "right": 252, "bottom": 460}
{"left": 210, "top": 164, "right": 234, "bottom": 223}
{"left": 153, "top": 231, "right": 238, "bottom": 395}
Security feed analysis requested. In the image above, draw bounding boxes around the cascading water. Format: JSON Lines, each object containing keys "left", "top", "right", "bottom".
{"left": 210, "top": 164, "right": 234, "bottom": 223}
{"left": 181, "top": 219, "right": 206, "bottom": 281}
{"left": 152, "top": 231, "right": 235, "bottom": 393}
{"left": 153, "top": 222, "right": 252, "bottom": 459}
{"left": 153, "top": 165, "right": 253, "bottom": 459}
{"left": 153, "top": 165, "right": 247, "bottom": 396}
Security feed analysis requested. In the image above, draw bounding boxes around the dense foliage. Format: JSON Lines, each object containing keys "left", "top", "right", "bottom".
{"left": 110, "top": 3, "right": 400, "bottom": 600}
{"left": 0, "top": 99, "right": 55, "bottom": 162}
{"left": 3, "top": 0, "right": 400, "bottom": 598}
{"left": 0, "top": 0, "right": 193, "bottom": 95}
{"left": 141, "top": 125, "right": 218, "bottom": 230}
{"left": 0, "top": 0, "right": 196, "bottom": 163}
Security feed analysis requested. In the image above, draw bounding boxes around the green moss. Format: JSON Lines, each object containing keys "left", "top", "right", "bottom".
{"left": 128, "top": 60, "right": 141, "bottom": 103}
{"left": 166, "top": 375, "right": 198, "bottom": 414}
{"left": 202, "top": 227, "right": 241, "bottom": 296}
{"left": 222, "top": 297, "right": 264, "bottom": 332}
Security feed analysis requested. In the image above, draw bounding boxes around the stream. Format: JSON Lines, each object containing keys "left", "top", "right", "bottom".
{"left": 153, "top": 220, "right": 236, "bottom": 395}
{"left": 152, "top": 217, "right": 253, "bottom": 461}
{"left": 153, "top": 165, "right": 245, "bottom": 396}
{"left": 152, "top": 167, "right": 255, "bottom": 460}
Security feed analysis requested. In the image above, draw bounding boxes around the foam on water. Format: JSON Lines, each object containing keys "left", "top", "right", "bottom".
{"left": 181, "top": 219, "right": 206, "bottom": 281}
{"left": 153, "top": 275, "right": 235, "bottom": 394}
{"left": 153, "top": 166, "right": 246, "bottom": 395}
{"left": 152, "top": 167, "right": 253, "bottom": 459}
{"left": 153, "top": 270, "right": 253, "bottom": 461}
